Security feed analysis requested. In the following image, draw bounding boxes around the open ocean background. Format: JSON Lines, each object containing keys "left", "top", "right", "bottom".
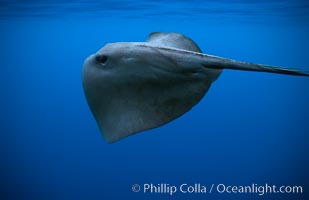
{"left": 0, "top": 0, "right": 308, "bottom": 199}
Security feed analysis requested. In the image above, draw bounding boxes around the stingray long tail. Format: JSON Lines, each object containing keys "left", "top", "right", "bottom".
{"left": 202, "top": 54, "right": 309, "bottom": 76}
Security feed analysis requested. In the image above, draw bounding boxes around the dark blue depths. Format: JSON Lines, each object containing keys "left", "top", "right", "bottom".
{"left": 0, "top": 1, "right": 308, "bottom": 200}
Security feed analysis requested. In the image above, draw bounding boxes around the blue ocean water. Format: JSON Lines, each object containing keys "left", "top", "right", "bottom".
{"left": 0, "top": 1, "right": 308, "bottom": 200}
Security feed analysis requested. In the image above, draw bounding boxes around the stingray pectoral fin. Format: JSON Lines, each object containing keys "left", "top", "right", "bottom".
{"left": 202, "top": 55, "right": 309, "bottom": 76}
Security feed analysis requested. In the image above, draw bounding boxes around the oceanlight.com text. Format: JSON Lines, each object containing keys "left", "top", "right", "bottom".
{"left": 131, "top": 183, "right": 303, "bottom": 196}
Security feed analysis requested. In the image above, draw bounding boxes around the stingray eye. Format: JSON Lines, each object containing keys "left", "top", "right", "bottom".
{"left": 95, "top": 55, "right": 108, "bottom": 64}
